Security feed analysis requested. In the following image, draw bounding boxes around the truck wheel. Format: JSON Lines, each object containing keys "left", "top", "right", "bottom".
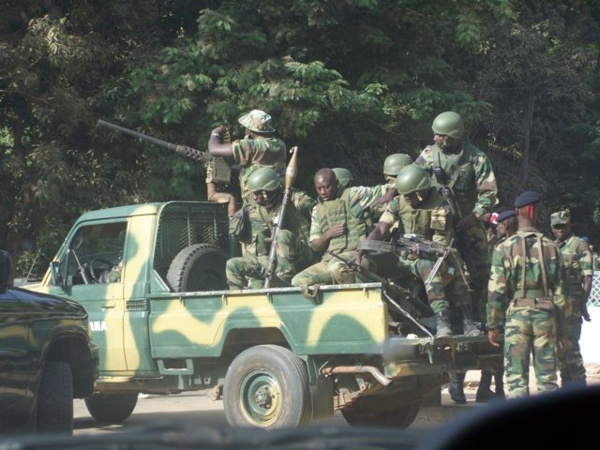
{"left": 223, "top": 345, "right": 312, "bottom": 428}
{"left": 341, "top": 395, "right": 421, "bottom": 428}
{"left": 167, "top": 244, "right": 228, "bottom": 292}
{"left": 36, "top": 362, "right": 73, "bottom": 434}
{"left": 84, "top": 393, "right": 138, "bottom": 424}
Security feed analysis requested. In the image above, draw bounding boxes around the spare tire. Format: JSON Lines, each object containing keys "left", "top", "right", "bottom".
{"left": 167, "top": 244, "right": 228, "bottom": 292}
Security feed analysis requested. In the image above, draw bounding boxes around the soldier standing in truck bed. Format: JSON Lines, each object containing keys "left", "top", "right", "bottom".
{"left": 487, "top": 191, "right": 569, "bottom": 399}
{"left": 208, "top": 109, "right": 287, "bottom": 205}
{"left": 415, "top": 111, "right": 498, "bottom": 324}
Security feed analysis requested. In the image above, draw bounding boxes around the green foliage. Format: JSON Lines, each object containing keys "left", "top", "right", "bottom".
{"left": 1, "top": 0, "right": 600, "bottom": 273}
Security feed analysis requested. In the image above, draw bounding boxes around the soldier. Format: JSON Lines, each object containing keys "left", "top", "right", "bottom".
{"left": 415, "top": 111, "right": 498, "bottom": 327}
{"left": 351, "top": 163, "right": 479, "bottom": 339}
{"left": 208, "top": 109, "right": 287, "bottom": 205}
{"left": 369, "top": 153, "right": 413, "bottom": 224}
{"left": 550, "top": 210, "right": 593, "bottom": 388}
{"left": 475, "top": 209, "right": 516, "bottom": 403}
{"left": 291, "top": 168, "right": 385, "bottom": 286}
{"left": 487, "top": 191, "right": 569, "bottom": 399}
{"left": 226, "top": 167, "right": 317, "bottom": 289}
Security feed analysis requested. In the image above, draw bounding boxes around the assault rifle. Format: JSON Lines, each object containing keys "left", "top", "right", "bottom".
{"left": 431, "top": 161, "right": 478, "bottom": 282}
{"left": 97, "top": 119, "right": 232, "bottom": 185}
{"left": 264, "top": 147, "right": 299, "bottom": 288}
{"left": 357, "top": 234, "right": 470, "bottom": 289}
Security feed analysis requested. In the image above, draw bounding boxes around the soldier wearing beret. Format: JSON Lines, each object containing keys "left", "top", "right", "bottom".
{"left": 550, "top": 209, "right": 593, "bottom": 387}
{"left": 487, "top": 191, "right": 569, "bottom": 398}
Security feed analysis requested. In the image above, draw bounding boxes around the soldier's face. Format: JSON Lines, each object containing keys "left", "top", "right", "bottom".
{"left": 552, "top": 223, "right": 569, "bottom": 240}
{"left": 496, "top": 222, "right": 508, "bottom": 238}
{"left": 315, "top": 175, "right": 338, "bottom": 201}
{"left": 434, "top": 134, "right": 458, "bottom": 151}
{"left": 404, "top": 190, "right": 425, "bottom": 207}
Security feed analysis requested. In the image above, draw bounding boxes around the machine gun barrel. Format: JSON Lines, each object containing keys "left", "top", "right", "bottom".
{"left": 97, "top": 119, "right": 212, "bottom": 163}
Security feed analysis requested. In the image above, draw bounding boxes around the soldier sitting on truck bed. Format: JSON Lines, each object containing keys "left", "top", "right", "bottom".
{"left": 349, "top": 163, "right": 480, "bottom": 338}
{"left": 226, "top": 167, "right": 317, "bottom": 289}
{"left": 291, "top": 168, "right": 389, "bottom": 286}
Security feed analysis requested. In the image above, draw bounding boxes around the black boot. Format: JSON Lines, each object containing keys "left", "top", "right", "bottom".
{"left": 459, "top": 304, "right": 480, "bottom": 337}
{"left": 435, "top": 309, "right": 452, "bottom": 337}
{"left": 493, "top": 368, "right": 505, "bottom": 400}
{"left": 448, "top": 371, "right": 467, "bottom": 404}
{"left": 475, "top": 370, "right": 495, "bottom": 403}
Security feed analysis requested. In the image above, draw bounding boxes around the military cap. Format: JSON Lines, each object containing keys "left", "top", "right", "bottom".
{"left": 514, "top": 191, "right": 541, "bottom": 208}
{"left": 238, "top": 109, "right": 275, "bottom": 133}
{"left": 550, "top": 210, "right": 570, "bottom": 226}
{"left": 497, "top": 210, "right": 516, "bottom": 223}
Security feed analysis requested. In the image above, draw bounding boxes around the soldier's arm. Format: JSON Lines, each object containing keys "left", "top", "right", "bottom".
{"left": 472, "top": 153, "right": 498, "bottom": 219}
{"left": 486, "top": 244, "right": 509, "bottom": 332}
{"left": 207, "top": 126, "right": 234, "bottom": 158}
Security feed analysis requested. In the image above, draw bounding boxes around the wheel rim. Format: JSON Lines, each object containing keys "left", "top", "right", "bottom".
{"left": 239, "top": 370, "right": 282, "bottom": 426}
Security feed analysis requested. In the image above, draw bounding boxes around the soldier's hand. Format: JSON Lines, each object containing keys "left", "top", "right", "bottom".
{"left": 488, "top": 329, "right": 501, "bottom": 347}
{"left": 347, "top": 252, "right": 363, "bottom": 269}
{"left": 211, "top": 126, "right": 226, "bottom": 137}
{"left": 327, "top": 223, "right": 346, "bottom": 239}
{"left": 583, "top": 310, "right": 592, "bottom": 322}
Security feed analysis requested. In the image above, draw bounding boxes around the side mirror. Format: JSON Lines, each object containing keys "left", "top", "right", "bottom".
{"left": 51, "top": 260, "right": 65, "bottom": 287}
{"left": 0, "top": 250, "right": 13, "bottom": 293}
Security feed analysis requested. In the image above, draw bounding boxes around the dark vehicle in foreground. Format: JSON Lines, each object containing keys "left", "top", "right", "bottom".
{"left": 0, "top": 250, "right": 98, "bottom": 434}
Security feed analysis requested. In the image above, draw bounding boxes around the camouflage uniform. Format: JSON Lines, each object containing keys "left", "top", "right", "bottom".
{"left": 487, "top": 226, "right": 569, "bottom": 398}
{"left": 233, "top": 137, "right": 287, "bottom": 204}
{"left": 365, "top": 191, "right": 470, "bottom": 315}
{"left": 227, "top": 188, "right": 317, "bottom": 289}
{"left": 416, "top": 142, "right": 498, "bottom": 321}
{"left": 291, "top": 185, "right": 384, "bottom": 286}
{"left": 551, "top": 211, "right": 593, "bottom": 386}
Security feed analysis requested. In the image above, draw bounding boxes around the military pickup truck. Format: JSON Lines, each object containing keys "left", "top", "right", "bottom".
{"left": 29, "top": 200, "right": 501, "bottom": 429}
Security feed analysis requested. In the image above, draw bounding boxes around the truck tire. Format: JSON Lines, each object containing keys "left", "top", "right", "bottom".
{"left": 167, "top": 244, "right": 228, "bottom": 292}
{"left": 36, "top": 361, "right": 73, "bottom": 434}
{"left": 223, "top": 345, "right": 312, "bottom": 428}
{"left": 341, "top": 395, "right": 421, "bottom": 428}
{"left": 84, "top": 393, "right": 138, "bottom": 424}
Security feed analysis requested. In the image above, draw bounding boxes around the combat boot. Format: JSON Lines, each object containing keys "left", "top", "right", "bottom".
{"left": 494, "top": 369, "right": 506, "bottom": 400}
{"left": 435, "top": 309, "right": 452, "bottom": 338}
{"left": 459, "top": 304, "right": 480, "bottom": 336}
{"left": 475, "top": 370, "right": 495, "bottom": 403}
{"left": 448, "top": 371, "right": 467, "bottom": 404}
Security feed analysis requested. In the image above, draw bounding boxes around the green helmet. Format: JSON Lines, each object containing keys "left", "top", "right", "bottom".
{"left": 332, "top": 167, "right": 354, "bottom": 189}
{"left": 431, "top": 111, "right": 464, "bottom": 139}
{"left": 395, "top": 164, "right": 431, "bottom": 195}
{"left": 247, "top": 167, "right": 282, "bottom": 192}
{"left": 383, "top": 153, "right": 413, "bottom": 177}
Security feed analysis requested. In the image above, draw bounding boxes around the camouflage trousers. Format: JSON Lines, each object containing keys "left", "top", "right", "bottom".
{"left": 503, "top": 306, "right": 559, "bottom": 398}
{"left": 463, "top": 221, "right": 490, "bottom": 321}
{"left": 291, "top": 251, "right": 359, "bottom": 286}
{"left": 227, "top": 230, "right": 316, "bottom": 289}
{"left": 559, "top": 313, "right": 586, "bottom": 385}
{"left": 362, "top": 252, "right": 471, "bottom": 314}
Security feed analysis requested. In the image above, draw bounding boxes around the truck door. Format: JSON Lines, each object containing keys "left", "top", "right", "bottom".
{"left": 44, "top": 221, "right": 128, "bottom": 373}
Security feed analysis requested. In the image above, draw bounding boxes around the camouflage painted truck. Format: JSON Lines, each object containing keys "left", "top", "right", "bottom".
{"left": 29, "top": 200, "right": 501, "bottom": 429}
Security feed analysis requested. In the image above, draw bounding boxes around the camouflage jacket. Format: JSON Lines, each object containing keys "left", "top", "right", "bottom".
{"left": 379, "top": 188, "right": 456, "bottom": 248}
{"left": 554, "top": 233, "right": 593, "bottom": 309}
{"left": 310, "top": 185, "right": 383, "bottom": 261}
{"left": 487, "top": 227, "right": 570, "bottom": 331}
{"left": 415, "top": 142, "right": 498, "bottom": 219}
{"left": 232, "top": 136, "right": 287, "bottom": 203}
{"left": 246, "top": 188, "right": 317, "bottom": 257}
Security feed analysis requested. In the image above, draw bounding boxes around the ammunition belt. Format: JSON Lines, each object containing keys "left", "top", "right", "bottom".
{"left": 511, "top": 298, "right": 554, "bottom": 310}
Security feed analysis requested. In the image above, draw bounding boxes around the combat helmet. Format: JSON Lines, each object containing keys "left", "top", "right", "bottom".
{"left": 332, "top": 168, "right": 354, "bottom": 190}
{"left": 247, "top": 167, "right": 283, "bottom": 192}
{"left": 238, "top": 109, "right": 275, "bottom": 133}
{"left": 431, "top": 111, "right": 464, "bottom": 139}
{"left": 383, "top": 153, "right": 413, "bottom": 177}
{"left": 395, "top": 164, "right": 431, "bottom": 195}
